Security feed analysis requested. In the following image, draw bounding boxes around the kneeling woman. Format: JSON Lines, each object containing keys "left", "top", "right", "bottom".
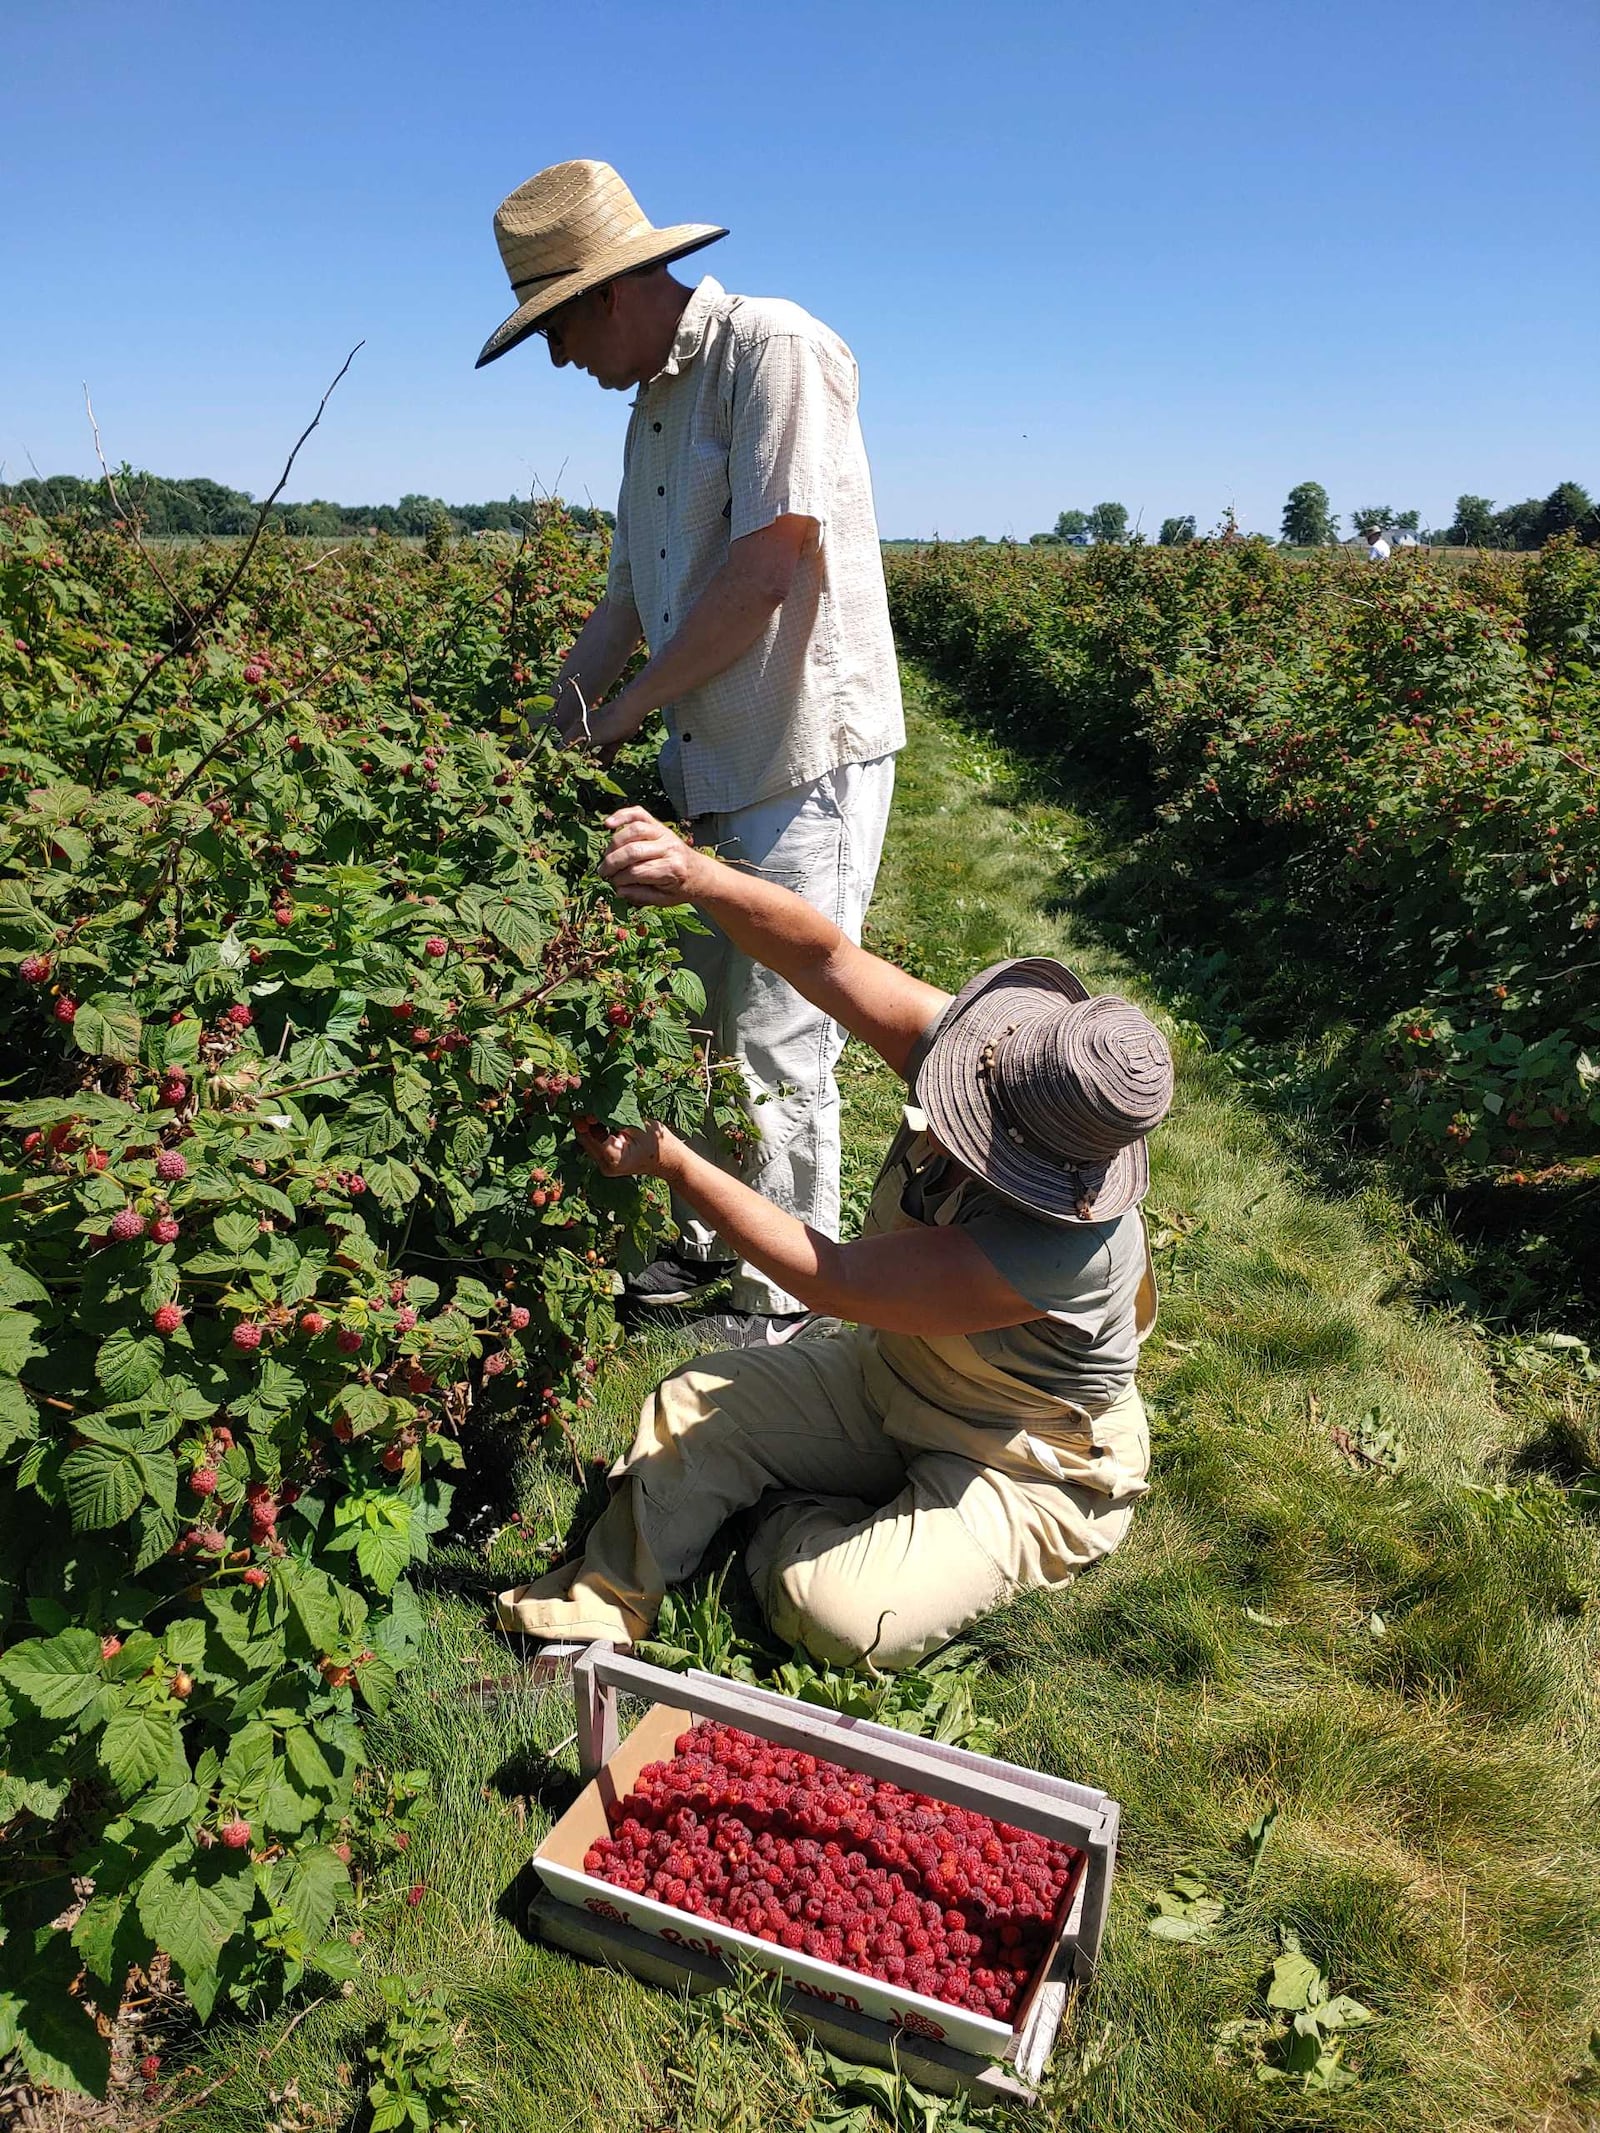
{"left": 496, "top": 806, "right": 1175, "bottom": 1670}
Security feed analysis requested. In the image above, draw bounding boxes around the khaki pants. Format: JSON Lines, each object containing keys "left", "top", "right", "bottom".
{"left": 495, "top": 1331, "right": 1147, "bottom": 1671}
{"left": 670, "top": 756, "right": 896, "bottom": 1315}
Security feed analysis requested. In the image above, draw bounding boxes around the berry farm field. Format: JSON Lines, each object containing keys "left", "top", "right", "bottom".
{"left": 3, "top": 512, "right": 1600, "bottom": 2132}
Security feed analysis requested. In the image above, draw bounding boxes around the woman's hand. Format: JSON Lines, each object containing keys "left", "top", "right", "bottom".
{"left": 597, "top": 807, "right": 708, "bottom": 907}
{"left": 575, "top": 1116, "right": 680, "bottom": 1179}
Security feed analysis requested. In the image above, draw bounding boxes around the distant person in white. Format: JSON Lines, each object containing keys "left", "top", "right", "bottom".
{"left": 1363, "top": 525, "right": 1392, "bottom": 562}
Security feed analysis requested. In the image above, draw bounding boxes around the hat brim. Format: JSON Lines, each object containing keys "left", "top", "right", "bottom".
{"left": 475, "top": 224, "right": 729, "bottom": 368}
{"left": 915, "top": 958, "right": 1150, "bottom": 1226}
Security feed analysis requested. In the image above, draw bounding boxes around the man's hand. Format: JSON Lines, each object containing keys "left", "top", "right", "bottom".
{"left": 575, "top": 1116, "right": 678, "bottom": 1178}
{"left": 597, "top": 806, "right": 708, "bottom": 906}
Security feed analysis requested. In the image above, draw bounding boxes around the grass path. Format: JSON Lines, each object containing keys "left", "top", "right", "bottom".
{"left": 176, "top": 671, "right": 1599, "bottom": 2133}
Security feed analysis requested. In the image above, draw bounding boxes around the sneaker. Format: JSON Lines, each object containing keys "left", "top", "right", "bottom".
{"left": 681, "top": 1310, "right": 843, "bottom": 1351}
{"left": 623, "top": 1251, "right": 733, "bottom": 1311}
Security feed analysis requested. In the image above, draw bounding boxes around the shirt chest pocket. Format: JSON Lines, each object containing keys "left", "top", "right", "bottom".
{"left": 684, "top": 393, "right": 732, "bottom": 529}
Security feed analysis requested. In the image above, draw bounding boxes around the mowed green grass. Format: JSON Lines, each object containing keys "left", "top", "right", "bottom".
{"left": 169, "top": 671, "right": 1600, "bottom": 2133}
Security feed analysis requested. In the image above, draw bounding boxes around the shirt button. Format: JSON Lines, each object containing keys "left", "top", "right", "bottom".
{"left": 652, "top": 421, "right": 662, "bottom": 433}
{"left": 659, "top": 548, "right": 666, "bottom": 559}
{"left": 682, "top": 732, "right": 692, "bottom": 743}
{"left": 663, "top": 611, "right": 669, "bottom": 623}
{"left": 657, "top": 485, "right": 665, "bottom": 497}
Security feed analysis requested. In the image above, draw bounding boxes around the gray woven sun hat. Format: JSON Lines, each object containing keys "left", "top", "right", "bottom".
{"left": 916, "top": 958, "right": 1174, "bottom": 1225}
{"left": 476, "top": 159, "right": 727, "bottom": 369}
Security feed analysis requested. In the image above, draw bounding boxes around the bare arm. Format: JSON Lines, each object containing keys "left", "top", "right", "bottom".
{"left": 560, "top": 516, "right": 814, "bottom": 752}
{"left": 580, "top": 1123, "right": 1039, "bottom": 1335}
{"left": 550, "top": 594, "right": 643, "bottom": 740}
{"left": 598, "top": 806, "right": 948, "bottom": 1079}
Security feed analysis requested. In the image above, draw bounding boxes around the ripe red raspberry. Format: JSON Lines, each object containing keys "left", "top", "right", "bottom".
{"left": 225, "top": 1003, "right": 253, "bottom": 1028}
{"left": 84, "top": 1146, "right": 109, "bottom": 1171}
{"left": 606, "top": 1002, "right": 633, "bottom": 1028}
{"left": 243, "top": 1565, "right": 269, "bottom": 1588}
{"left": 54, "top": 996, "right": 78, "bottom": 1022}
{"left": 153, "top": 1304, "right": 186, "bottom": 1346}
{"left": 248, "top": 1498, "right": 279, "bottom": 1536}
{"left": 18, "top": 954, "right": 50, "bottom": 983}
{"left": 159, "top": 1074, "right": 187, "bottom": 1107}
{"left": 406, "top": 1882, "right": 427, "bottom": 1906}
{"left": 139, "top": 2053, "right": 161, "bottom": 2080}
{"left": 189, "top": 1464, "right": 218, "bottom": 1494}
{"left": 393, "top": 1000, "right": 415, "bottom": 1019}
{"left": 424, "top": 936, "right": 448, "bottom": 957}
{"left": 394, "top": 1305, "right": 418, "bottom": 1331}
{"left": 20, "top": 1131, "right": 42, "bottom": 1156}
{"left": 272, "top": 904, "right": 293, "bottom": 927}
{"left": 108, "top": 1207, "right": 147, "bottom": 1243}
{"left": 483, "top": 1351, "right": 509, "bottom": 1377}
{"left": 243, "top": 661, "right": 267, "bottom": 685}
{"left": 509, "top": 1304, "right": 531, "bottom": 1330}
{"left": 219, "top": 1817, "right": 252, "bottom": 1850}
{"left": 151, "top": 1215, "right": 181, "bottom": 1245}
{"left": 346, "top": 1173, "right": 367, "bottom": 1196}
{"left": 231, "top": 1320, "right": 263, "bottom": 1351}
{"left": 336, "top": 1327, "right": 363, "bottom": 1354}
{"left": 155, "top": 1147, "right": 187, "bottom": 1182}
{"left": 299, "top": 1310, "right": 328, "bottom": 1337}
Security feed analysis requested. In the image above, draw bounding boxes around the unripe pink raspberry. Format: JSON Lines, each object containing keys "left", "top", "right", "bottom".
{"left": 243, "top": 662, "right": 266, "bottom": 685}
{"left": 193, "top": 1524, "right": 226, "bottom": 1552}
{"left": 336, "top": 1327, "right": 363, "bottom": 1354}
{"left": 155, "top": 1147, "right": 187, "bottom": 1181}
{"left": 299, "top": 1310, "right": 328, "bottom": 1337}
{"left": 231, "top": 1320, "right": 263, "bottom": 1351}
{"left": 243, "top": 1564, "right": 269, "bottom": 1588}
{"left": 151, "top": 1215, "right": 181, "bottom": 1245}
{"left": 152, "top": 1302, "right": 184, "bottom": 1337}
{"left": 189, "top": 1464, "right": 218, "bottom": 1495}
{"left": 136, "top": 791, "right": 158, "bottom": 807}
{"left": 54, "top": 996, "right": 78, "bottom": 1023}
{"left": 483, "top": 1350, "right": 509, "bottom": 1377}
{"left": 108, "top": 1207, "right": 147, "bottom": 1243}
{"left": 101, "top": 1635, "right": 123, "bottom": 1661}
{"left": 219, "top": 1817, "right": 252, "bottom": 1850}
{"left": 19, "top": 954, "right": 50, "bottom": 984}
{"left": 248, "top": 1497, "right": 278, "bottom": 1536}
{"left": 345, "top": 1173, "right": 367, "bottom": 1196}
{"left": 508, "top": 1304, "right": 530, "bottom": 1331}
{"left": 395, "top": 1306, "right": 418, "bottom": 1331}
{"left": 273, "top": 905, "right": 294, "bottom": 927}
{"left": 424, "top": 936, "right": 448, "bottom": 957}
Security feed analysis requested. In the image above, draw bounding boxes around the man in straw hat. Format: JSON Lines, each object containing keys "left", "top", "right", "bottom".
{"left": 496, "top": 805, "right": 1173, "bottom": 1669}
{"left": 478, "top": 160, "right": 904, "bottom": 1345}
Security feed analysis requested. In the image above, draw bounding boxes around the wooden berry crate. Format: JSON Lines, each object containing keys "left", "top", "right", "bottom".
{"left": 525, "top": 1645, "right": 1120, "bottom": 2102}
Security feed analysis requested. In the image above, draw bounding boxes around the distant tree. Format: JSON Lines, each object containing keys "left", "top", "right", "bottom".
{"left": 1537, "top": 481, "right": 1596, "bottom": 543}
{"left": 1054, "top": 509, "right": 1090, "bottom": 544}
{"left": 1447, "top": 494, "right": 1496, "bottom": 546}
{"left": 1280, "top": 482, "right": 1337, "bottom": 547}
{"left": 1087, "top": 501, "right": 1129, "bottom": 544}
{"left": 1393, "top": 509, "right": 1420, "bottom": 535}
{"left": 1028, "top": 531, "right": 1061, "bottom": 545}
{"left": 1157, "top": 515, "right": 1196, "bottom": 546}
{"left": 1493, "top": 499, "right": 1543, "bottom": 550}
{"left": 1351, "top": 506, "right": 1395, "bottom": 537}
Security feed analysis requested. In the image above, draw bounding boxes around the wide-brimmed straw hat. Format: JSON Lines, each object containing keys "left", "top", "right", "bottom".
{"left": 476, "top": 159, "right": 727, "bottom": 369}
{"left": 916, "top": 958, "right": 1174, "bottom": 1225}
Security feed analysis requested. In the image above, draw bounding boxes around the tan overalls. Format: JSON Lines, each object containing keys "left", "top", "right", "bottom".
{"left": 496, "top": 1112, "right": 1154, "bottom": 1670}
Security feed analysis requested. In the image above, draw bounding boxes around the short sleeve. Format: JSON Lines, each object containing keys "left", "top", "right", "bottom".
{"left": 957, "top": 1208, "right": 1117, "bottom": 1319}
{"left": 727, "top": 331, "right": 855, "bottom": 543}
{"left": 606, "top": 475, "right": 633, "bottom": 610}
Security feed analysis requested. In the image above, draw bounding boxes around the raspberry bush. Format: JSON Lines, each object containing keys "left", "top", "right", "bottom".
{"left": 890, "top": 535, "right": 1600, "bottom": 1177}
{"left": 0, "top": 507, "right": 737, "bottom": 2095}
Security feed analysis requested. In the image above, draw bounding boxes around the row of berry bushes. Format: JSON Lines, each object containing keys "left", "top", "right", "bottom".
{"left": 888, "top": 536, "right": 1600, "bottom": 1177}
{"left": 0, "top": 510, "right": 733, "bottom": 2094}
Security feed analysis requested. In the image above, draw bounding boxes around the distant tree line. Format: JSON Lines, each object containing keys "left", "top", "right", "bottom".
{"left": 1018, "top": 479, "right": 1596, "bottom": 550}
{"left": 1279, "top": 478, "right": 1596, "bottom": 550}
{"left": 0, "top": 470, "right": 616, "bottom": 539}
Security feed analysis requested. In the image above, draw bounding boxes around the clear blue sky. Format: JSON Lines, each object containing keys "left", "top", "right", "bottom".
{"left": 2, "top": 0, "right": 1595, "bottom": 539}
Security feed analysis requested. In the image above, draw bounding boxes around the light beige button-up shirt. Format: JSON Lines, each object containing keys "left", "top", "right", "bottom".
{"left": 607, "top": 277, "right": 904, "bottom": 817}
